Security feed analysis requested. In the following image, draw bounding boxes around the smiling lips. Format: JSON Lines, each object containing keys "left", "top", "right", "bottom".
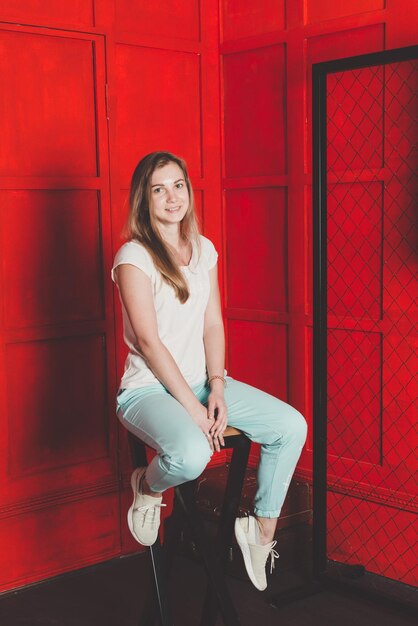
{"left": 165, "top": 206, "right": 180, "bottom": 212}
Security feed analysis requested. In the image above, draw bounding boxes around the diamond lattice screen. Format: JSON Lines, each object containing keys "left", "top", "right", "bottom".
{"left": 326, "top": 59, "right": 417, "bottom": 599}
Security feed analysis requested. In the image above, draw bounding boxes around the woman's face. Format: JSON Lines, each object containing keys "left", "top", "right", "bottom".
{"left": 149, "top": 162, "right": 190, "bottom": 228}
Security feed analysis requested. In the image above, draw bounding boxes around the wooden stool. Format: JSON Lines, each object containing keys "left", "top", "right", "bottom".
{"left": 128, "top": 426, "right": 251, "bottom": 626}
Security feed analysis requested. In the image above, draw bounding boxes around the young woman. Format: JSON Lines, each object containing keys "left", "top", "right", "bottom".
{"left": 111, "top": 151, "right": 307, "bottom": 591}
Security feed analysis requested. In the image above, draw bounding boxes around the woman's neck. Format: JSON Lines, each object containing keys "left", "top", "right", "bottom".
{"left": 159, "top": 224, "right": 182, "bottom": 248}
{"left": 158, "top": 226, "right": 192, "bottom": 266}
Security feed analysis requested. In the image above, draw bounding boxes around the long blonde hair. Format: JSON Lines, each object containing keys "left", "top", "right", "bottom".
{"left": 125, "top": 152, "right": 200, "bottom": 303}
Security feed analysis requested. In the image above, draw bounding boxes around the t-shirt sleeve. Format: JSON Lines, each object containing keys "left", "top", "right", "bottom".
{"left": 111, "top": 242, "right": 154, "bottom": 283}
{"left": 201, "top": 236, "right": 218, "bottom": 270}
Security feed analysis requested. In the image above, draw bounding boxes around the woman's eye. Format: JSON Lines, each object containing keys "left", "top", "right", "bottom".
{"left": 153, "top": 187, "right": 162, "bottom": 194}
{"left": 175, "top": 182, "right": 184, "bottom": 189}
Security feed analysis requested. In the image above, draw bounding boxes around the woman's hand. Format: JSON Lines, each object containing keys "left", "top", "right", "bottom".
{"left": 207, "top": 387, "right": 227, "bottom": 452}
{"left": 189, "top": 403, "right": 216, "bottom": 452}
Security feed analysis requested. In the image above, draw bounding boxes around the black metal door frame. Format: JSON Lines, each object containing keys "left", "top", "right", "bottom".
{"left": 312, "top": 43, "right": 418, "bottom": 612}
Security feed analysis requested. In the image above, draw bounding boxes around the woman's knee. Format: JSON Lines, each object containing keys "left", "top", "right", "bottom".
{"left": 284, "top": 409, "right": 308, "bottom": 446}
{"left": 168, "top": 438, "right": 212, "bottom": 482}
{"left": 265, "top": 406, "right": 307, "bottom": 447}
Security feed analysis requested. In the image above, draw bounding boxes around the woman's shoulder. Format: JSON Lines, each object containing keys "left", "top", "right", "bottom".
{"left": 197, "top": 234, "right": 218, "bottom": 269}
{"left": 112, "top": 239, "right": 155, "bottom": 281}
{"left": 114, "top": 239, "right": 152, "bottom": 260}
{"left": 197, "top": 234, "right": 216, "bottom": 251}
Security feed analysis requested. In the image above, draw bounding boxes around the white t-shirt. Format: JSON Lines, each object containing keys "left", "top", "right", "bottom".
{"left": 111, "top": 234, "right": 218, "bottom": 389}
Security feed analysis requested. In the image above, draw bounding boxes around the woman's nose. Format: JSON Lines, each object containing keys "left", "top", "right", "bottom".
{"left": 166, "top": 188, "right": 177, "bottom": 203}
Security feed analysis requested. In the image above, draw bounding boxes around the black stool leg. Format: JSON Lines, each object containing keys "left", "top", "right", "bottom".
{"left": 217, "top": 435, "right": 252, "bottom": 560}
{"left": 200, "top": 434, "right": 251, "bottom": 626}
{"left": 176, "top": 480, "right": 242, "bottom": 626}
{"left": 161, "top": 506, "right": 181, "bottom": 576}
{"left": 128, "top": 434, "right": 174, "bottom": 626}
{"left": 139, "top": 537, "right": 173, "bottom": 626}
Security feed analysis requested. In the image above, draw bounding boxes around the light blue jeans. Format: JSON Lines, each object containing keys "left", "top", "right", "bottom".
{"left": 116, "top": 376, "right": 307, "bottom": 518}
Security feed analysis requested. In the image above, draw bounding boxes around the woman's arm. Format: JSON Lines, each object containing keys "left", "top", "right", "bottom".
{"left": 203, "top": 264, "right": 228, "bottom": 446}
{"left": 115, "top": 264, "right": 214, "bottom": 444}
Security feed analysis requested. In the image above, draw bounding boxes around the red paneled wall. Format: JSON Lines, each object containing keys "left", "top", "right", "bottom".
{"left": 0, "top": 18, "right": 117, "bottom": 592}
{"left": 220, "top": 0, "right": 417, "bottom": 585}
{"left": 0, "top": 0, "right": 416, "bottom": 592}
{"left": 0, "top": 0, "right": 221, "bottom": 592}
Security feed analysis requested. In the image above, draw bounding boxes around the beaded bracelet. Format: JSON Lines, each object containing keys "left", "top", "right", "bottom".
{"left": 207, "top": 375, "right": 227, "bottom": 387}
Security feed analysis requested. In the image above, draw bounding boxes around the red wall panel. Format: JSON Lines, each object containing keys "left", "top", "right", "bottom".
{"left": 6, "top": 335, "right": 108, "bottom": 476}
{"left": 0, "top": 0, "right": 94, "bottom": 28}
{"left": 0, "top": 30, "right": 97, "bottom": 177}
{"left": 306, "top": 0, "right": 384, "bottom": 23}
{"left": 225, "top": 188, "right": 287, "bottom": 311}
{"left": 116, "top": 0, "right": 200, "bottom": 41}
{"left": 221, "top": 0, "right": 285, "bottom": 41}
{"left": 223, "top": 45, "right": 286, "bottom": 177}
{"left": 1, "top": 190, "right": 103, "bottom": 327}
{"left": 116, "top": 44, "right": 202, "bottom": 185}
{"left": 228, "top": 319, "right": 288, "bottom": 400}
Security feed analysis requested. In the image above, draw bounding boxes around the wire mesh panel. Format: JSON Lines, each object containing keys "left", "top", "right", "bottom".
{"left": 324, "top": 55, "right": 417, "bottom": 604}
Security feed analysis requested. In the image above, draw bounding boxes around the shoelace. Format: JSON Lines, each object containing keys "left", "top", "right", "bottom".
{"left": 268, "top": 541, "right": 280, "bottom": 574}
{"left": 134, "top": 502, "right": 166, "bottom": 527}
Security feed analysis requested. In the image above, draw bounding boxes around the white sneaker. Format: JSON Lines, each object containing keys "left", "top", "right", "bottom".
{"left": 234, "top": 515, "right": 279, "bottom": 591}
{"left": 127, "top": 468, "right": 166, "bottom": 546}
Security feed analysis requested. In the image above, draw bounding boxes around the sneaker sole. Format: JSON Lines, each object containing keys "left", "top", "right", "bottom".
{"left": 234, "top": 519, "right": 266, "bottom": 591}
{"left": 127, "top": 468, "right": 156, "bottom": 547}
